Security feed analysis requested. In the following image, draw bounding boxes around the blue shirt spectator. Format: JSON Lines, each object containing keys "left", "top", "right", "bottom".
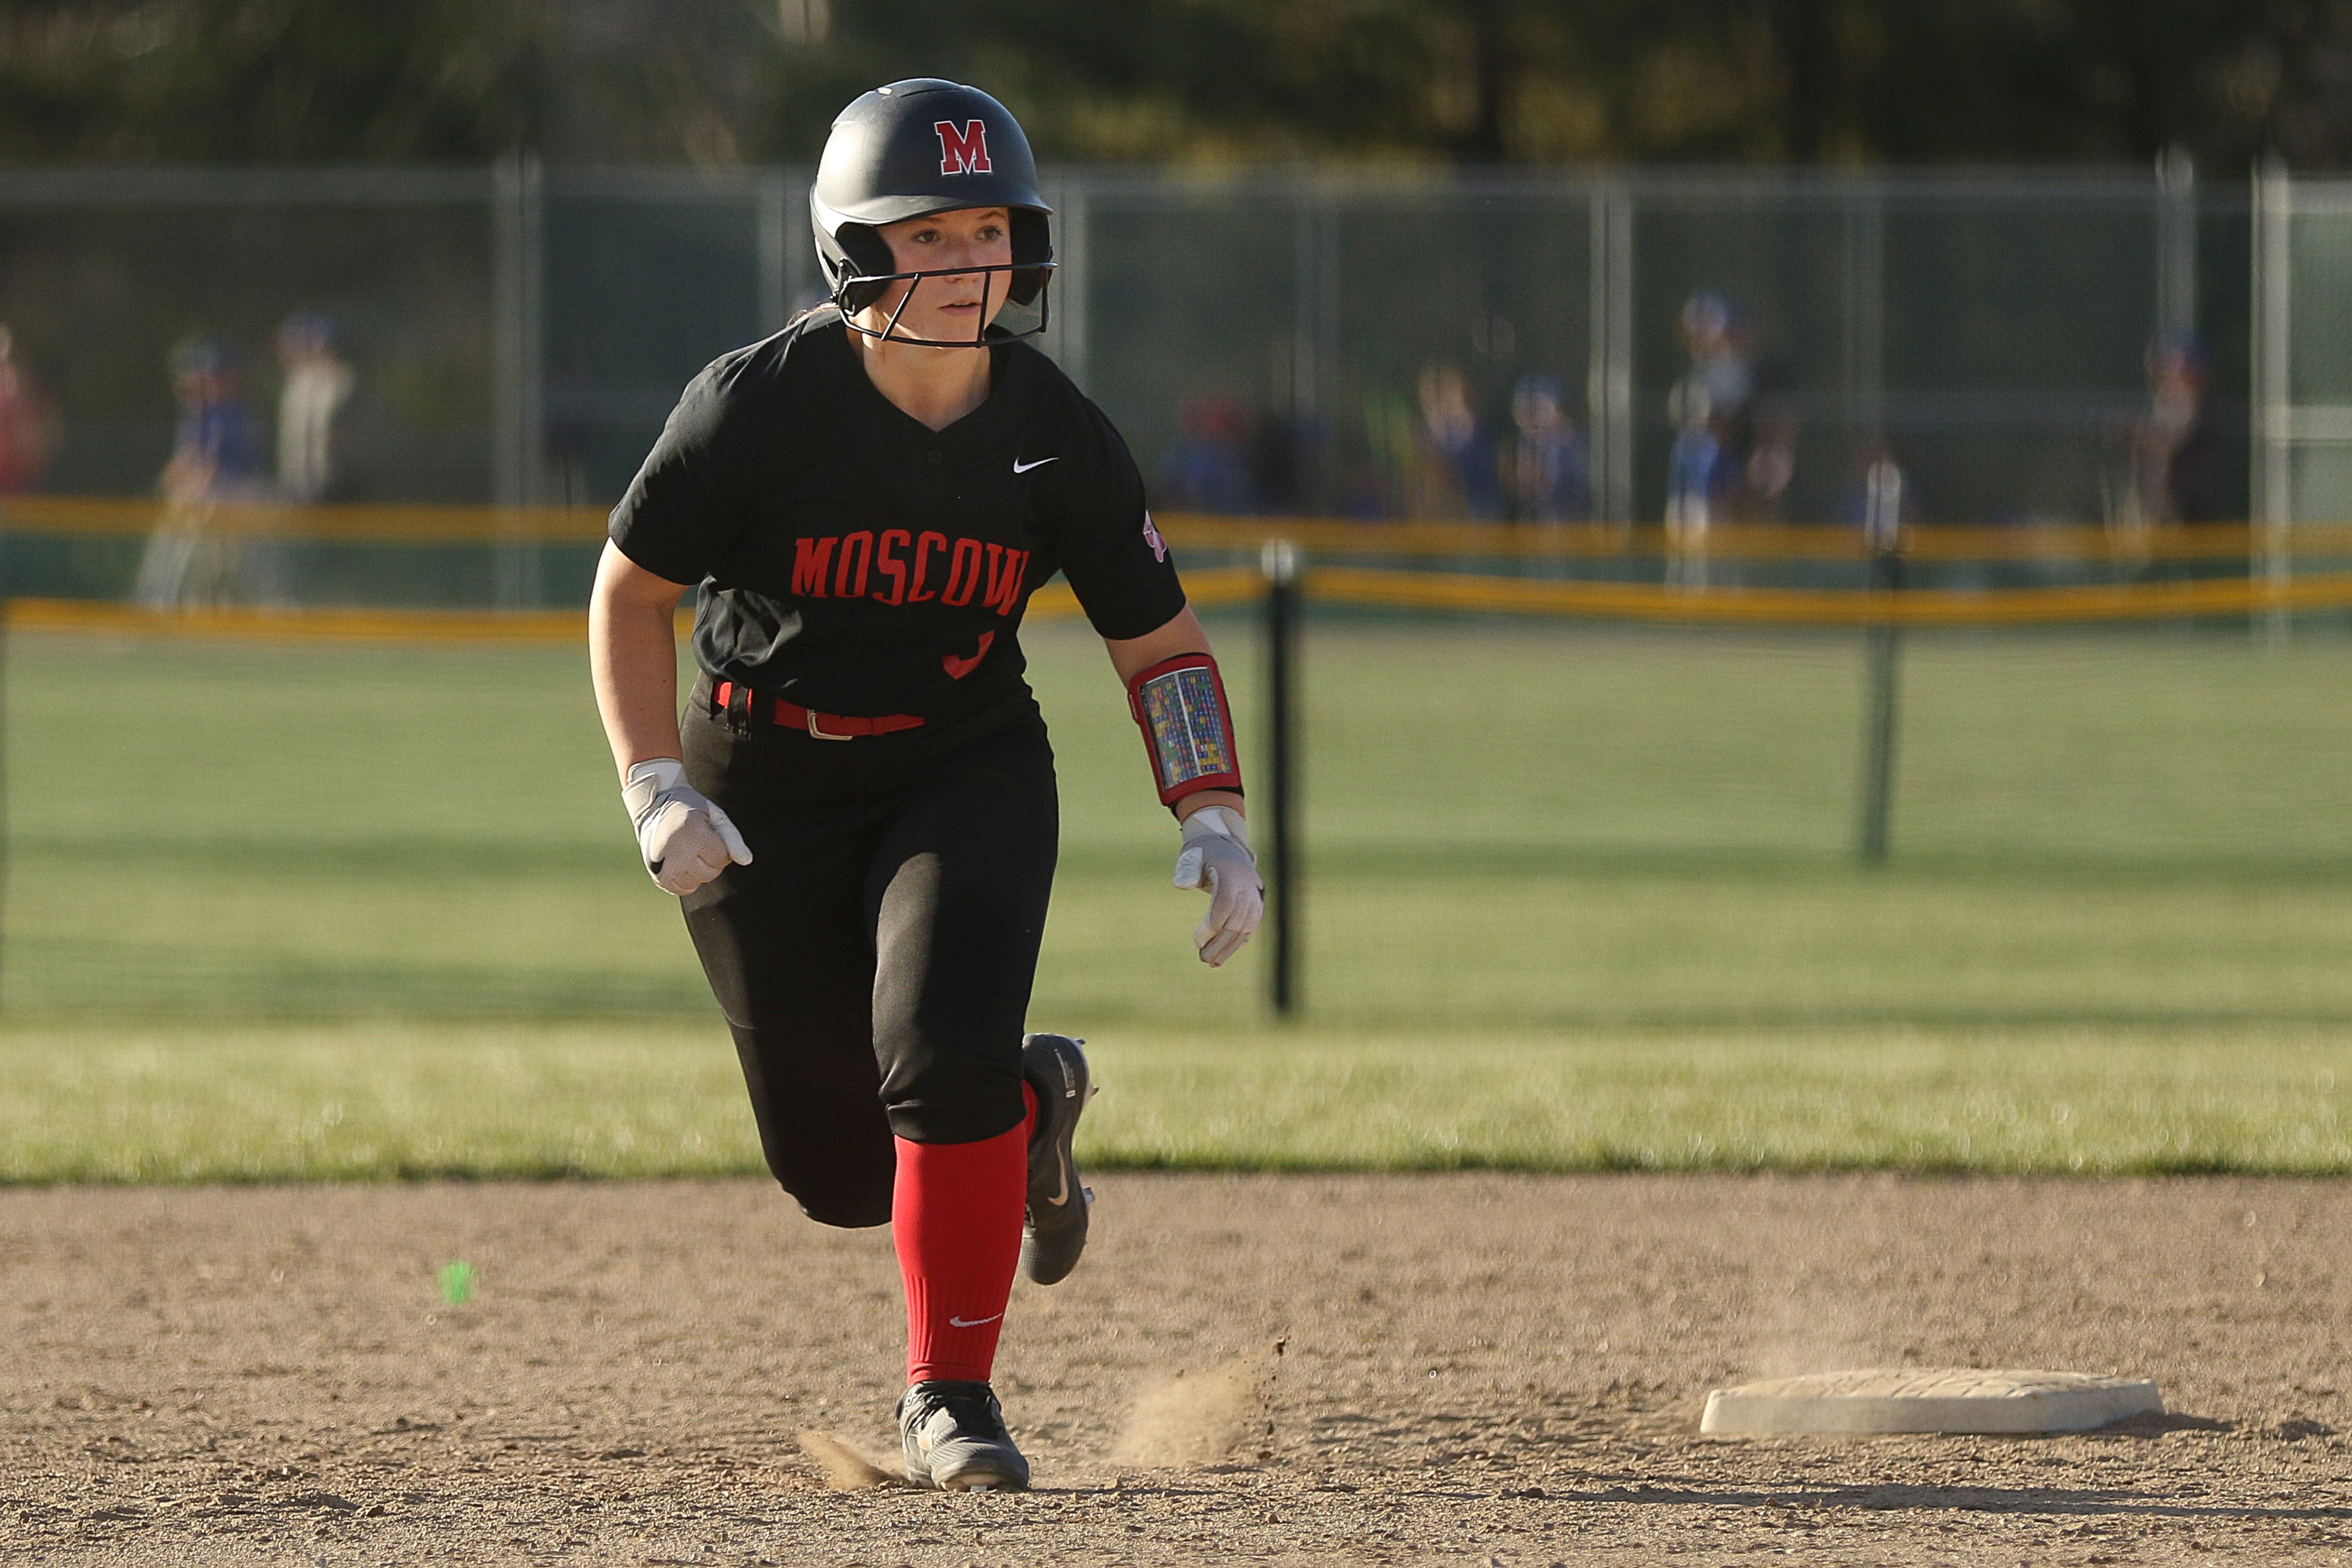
{"left": 1508, "top": 373, "right": 1591, "bottom": 522}
{"left": 162, "top": 337, "right": 264, "bottom": 500}
{"left": 1159, "top": 394, "right": 1258, "bottom": 513}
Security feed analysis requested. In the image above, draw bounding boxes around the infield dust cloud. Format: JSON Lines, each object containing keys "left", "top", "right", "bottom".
{"left": 1114, "top": 1354, "right": 1272, "bottom": 1468}
{"left": 796, "top": 1429, "right": 902, "bottom": 1491}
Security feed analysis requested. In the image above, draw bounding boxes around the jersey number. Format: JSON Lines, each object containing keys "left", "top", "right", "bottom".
{"left": 942, "top": 630, "right": 995, "bottom": 680}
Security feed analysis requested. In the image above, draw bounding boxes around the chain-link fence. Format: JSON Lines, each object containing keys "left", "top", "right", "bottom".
{"left": 2255, "top": 172, "right": 2352, "bottom": 534}
{"left": 7, "top": 162, "right": 2352, "bottom": 1027}
{"left": 0, "top": 161, "right": 2277, "bottom": 608}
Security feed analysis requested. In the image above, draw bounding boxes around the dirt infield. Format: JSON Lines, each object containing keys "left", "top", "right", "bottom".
{"left": 5, "top": 1174, "right": 2351, "bottom": 1566}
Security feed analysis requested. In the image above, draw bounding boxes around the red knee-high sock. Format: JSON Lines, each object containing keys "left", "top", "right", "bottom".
{"left": 894, "top": 1082, "right": 1036, "bottom": 1386}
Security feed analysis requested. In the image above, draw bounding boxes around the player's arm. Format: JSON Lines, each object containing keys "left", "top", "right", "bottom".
{"left": 590, "top": 541, "right": 690, "bottom": 772}
{"left": 589, "top": 540, "right": 751, "bottom": 895}
{"left": 1104, "top": 605, "right": 1243, "bottom": 823}
{"left": 1104, "top": 606, "right": 1262, "bottom": 967}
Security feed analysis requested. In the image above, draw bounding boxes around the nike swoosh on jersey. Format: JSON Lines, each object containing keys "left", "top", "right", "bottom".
{"left": 948, "top": 1313, "right": 1005, "bottom": 1328}
{"left": 1011, "top": 456, "right": 1059, "bottom": 473}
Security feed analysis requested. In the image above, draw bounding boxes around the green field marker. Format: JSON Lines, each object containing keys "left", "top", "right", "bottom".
{"left": 438, "top": 1260, "right": 473, "bottom": 1305}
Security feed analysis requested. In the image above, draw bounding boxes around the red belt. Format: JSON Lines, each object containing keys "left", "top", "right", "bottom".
{"left": 714, "top": 680, "right": 924, "bottom": 740}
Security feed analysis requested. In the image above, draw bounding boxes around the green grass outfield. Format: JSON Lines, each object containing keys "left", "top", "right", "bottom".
{"left": 8, "top": 611, "right": 2352, "bottom": 1178}
{"left": 6, "top": 1020, "right": 2349, "bottom": 1181}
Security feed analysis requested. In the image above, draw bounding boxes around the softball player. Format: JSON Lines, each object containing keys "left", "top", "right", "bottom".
{"left": 587, "top": 80, "right": 1261, "bottom": 1491}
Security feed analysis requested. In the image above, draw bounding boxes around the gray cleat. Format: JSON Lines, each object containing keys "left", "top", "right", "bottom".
{"left": 1019, "top": 1032, "right": 1096, "bottom": 1286}
{"left": 897, "top": 1380, "right": 1030, "bottom": 1491}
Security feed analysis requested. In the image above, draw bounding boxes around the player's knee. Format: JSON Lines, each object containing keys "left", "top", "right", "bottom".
{"left": 876, "top": 1031, "right": 1027, "bottom": 1145}
{"left": 774, "top": 1162, "right": 893, "bottom": 1229}
{"left": 758, "top": 1137, "right": 893, "bottom": 1228}
{"left": 791, "top": 1186, "right": 893, "bottom": 1229}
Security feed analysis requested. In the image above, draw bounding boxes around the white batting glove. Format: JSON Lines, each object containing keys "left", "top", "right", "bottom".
{"left": 622, "top": 758, "right": 752, "bottom": 896}
{"left": 1172, "top": 805, "right": 1263, "bottom": 967}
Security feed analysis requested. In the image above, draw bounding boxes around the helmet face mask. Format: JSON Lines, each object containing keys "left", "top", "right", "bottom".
{"left": 836, "top": 257, "right": 1056, "bottom": 349}
{"left": 812, "top": 80, "right": 1055, "bottom": 348}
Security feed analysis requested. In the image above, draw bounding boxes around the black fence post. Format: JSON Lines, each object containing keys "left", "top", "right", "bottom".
{"left": 1262, "top": 539, "right": 1301, "bottom": 1016}
{"left": 0, "top": 520, "right": 10, "bottom": 1013}
{"left": 1856, "top": 460, "right": 1904, "bottom": 865}
{"left": 0, "top": 593, "right": 7, "bottom": 1018}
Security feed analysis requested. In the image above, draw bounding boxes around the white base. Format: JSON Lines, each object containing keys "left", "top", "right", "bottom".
{"left": 1700, "top": 1368, "right": 2163, "bottom": 1436}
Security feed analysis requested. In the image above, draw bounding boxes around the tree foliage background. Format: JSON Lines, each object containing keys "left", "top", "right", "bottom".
{"left": 4, "top": 0, "right": 2352, "bottom": 166}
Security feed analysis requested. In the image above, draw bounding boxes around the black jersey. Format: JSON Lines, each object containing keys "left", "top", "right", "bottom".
{"left": 609, "top": 309, "right": 1186, "bottom": 722}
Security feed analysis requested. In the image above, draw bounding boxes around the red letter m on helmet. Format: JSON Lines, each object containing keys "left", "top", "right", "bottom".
{"left": 935, "top": 119, "right": 992, "bottom": 176}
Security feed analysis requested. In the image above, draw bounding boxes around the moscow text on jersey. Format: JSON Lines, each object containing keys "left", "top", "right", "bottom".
{"left": 608, "top": 309, "right": 1185, "bottom": 723}
{"left": 790, "top": 530, "right": 1030, "bottom": 617}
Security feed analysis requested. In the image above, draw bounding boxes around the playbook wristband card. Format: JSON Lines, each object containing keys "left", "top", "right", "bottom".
{"left": 1126, "top": 653, "right": 1244, "bottom": 809}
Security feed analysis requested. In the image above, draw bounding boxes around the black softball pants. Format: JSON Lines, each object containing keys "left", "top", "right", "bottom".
{"left": 678, "top": 684, "right": 1059, "bottom": 1229}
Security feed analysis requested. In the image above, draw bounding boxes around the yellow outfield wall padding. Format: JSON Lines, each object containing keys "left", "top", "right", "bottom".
{"left": 1157, "top": 514, "right": 2322, "bottom": 565}
{"left": 1304, "top": 566, "right": 2352, "bottom": 625}
{"left": 0, "top": 569, "right": 1265, "bottom": 646}
{"left": 6, "top": 496, "right": 2348, "bottom": 564}
{"left": 8, "top": 598, "right": 605, "bottom": 644}
{"left": 0, "top": 496, "right": 611, "bottom": 543}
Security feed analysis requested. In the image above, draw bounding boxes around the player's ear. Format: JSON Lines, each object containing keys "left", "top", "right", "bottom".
{"left": 1007, "top": 211, "right": 1052, "bottom": 306}
{"left": 836, "top": 223, "right": 897, "bottom": 311}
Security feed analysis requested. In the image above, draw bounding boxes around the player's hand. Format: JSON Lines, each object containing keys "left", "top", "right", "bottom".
{"left": 1172, "top": 805, "right": 1262, "bottom": 967}
{"left": 622, "top": 758, "right": 752, "bottom": 896}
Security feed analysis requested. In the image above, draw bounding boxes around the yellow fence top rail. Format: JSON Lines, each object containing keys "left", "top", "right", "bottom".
{"left": 1160, "top": 514, "right": 2323, "bottom": 565}
{"left": 9, "top": 561, "right": 2345, "bottom": 645}
{"left": 0, "top": 570, "right": 1269, "bottom": 646}
{"left": 7, "top": 496, "right": 2350, "bottom": 564}
{"left": 1307, "top": 567, "right": 2352, "bottom": 625}
{"left": 0, "top": 497, "right": 608, "bottom": 543}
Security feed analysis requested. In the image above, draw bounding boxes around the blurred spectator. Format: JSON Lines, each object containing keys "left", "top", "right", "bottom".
{"left": 1665, "top": 292, "right": 1796, "bottom": 530}
{"left": 0, "top": 326, "right": 59, "bottom": 493}
{"left": 1665, "top": 375, "right": 1718, "bottom": 541}
{"left": 2126, "top": 331, "right": 2241, "bottom": 525}
{"left": 1159, "top": 394, "right": 1257, "bottom": 513}
{"left": 1506, "top": 372, "right": 1591, "bottom": 522}
{"left": 274, "top": 311, "right": 356, "bottom": 503}
{"left": 1347, "top": 389, "right": 1419, "bottom": 518}
{"left": 1411, "top": 363, "right": 1501, "bottom": 519}
{"left": 158, "top": 337, "right": 264, "bottom": 503}
{"left": 1834, "top": 440, "right": 1911, "bottom": 548}
{"left": 139, "top": 337, "right": 268, "bottom": 606}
